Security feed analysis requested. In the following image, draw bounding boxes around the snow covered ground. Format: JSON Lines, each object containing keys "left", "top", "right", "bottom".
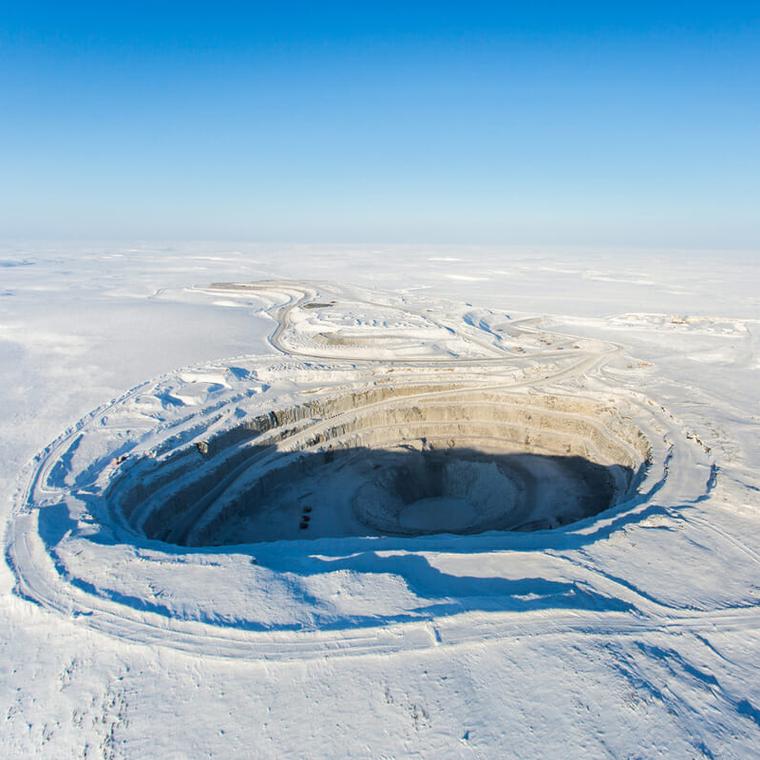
{"left": 1, "top": 243, "right": 759, "bottom": 758}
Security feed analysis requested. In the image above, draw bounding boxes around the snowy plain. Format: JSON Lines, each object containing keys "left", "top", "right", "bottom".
{"left": 1, "top": 242, "right": 759, "bottom": 758}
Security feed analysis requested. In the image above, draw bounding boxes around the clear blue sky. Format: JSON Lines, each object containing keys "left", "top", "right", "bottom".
{"left": 1, "top": 2, "right": 759, "bottom": 246}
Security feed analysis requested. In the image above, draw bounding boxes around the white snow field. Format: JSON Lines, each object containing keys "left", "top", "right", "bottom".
{"left": 1, "top": 243, "right": 759, "bottom": 758}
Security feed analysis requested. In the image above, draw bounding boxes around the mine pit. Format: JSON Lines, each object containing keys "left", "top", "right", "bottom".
{"left": 113, "top": 387, "right": 651, "bottom": 546}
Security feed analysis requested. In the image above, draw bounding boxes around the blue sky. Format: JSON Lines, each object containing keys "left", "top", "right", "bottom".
{"left": 1, "top": 2, "right": 759, "bottom": 246}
